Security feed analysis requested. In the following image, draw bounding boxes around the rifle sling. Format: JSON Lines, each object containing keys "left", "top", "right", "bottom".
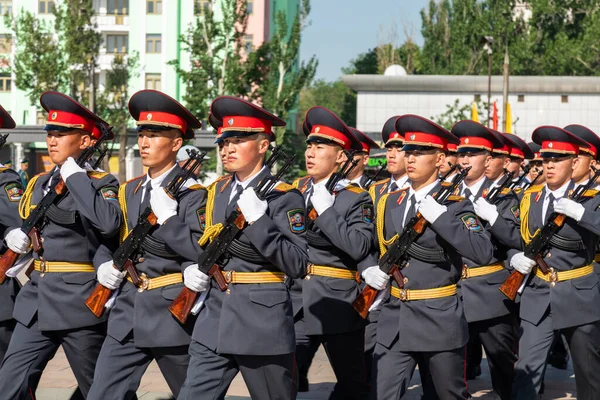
{"left": 227, "top": 238, "right": 271, "bottom": 264}
{"left": 140, "top": 235, "right": 180, "bottom": 259}
{"left": 548, "top": 233, "right": 585, "bottom": 252}
{"left": 406, "top": 242, "right": 447, "bottom": 263}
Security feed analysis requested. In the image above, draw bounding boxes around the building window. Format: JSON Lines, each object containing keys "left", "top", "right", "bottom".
{"left": 517, "top": 94, "right": 525, "bottom": 102}
{"left": 244, "top": 35, "right": 253, "bottom": 54}
{"left": 194, "top": 0, "right": 211, "bottom": 16}
{"left": 474, "top": 94, "right": 481, "bottom": 102}
{"left": 107, "top": 0, "right": 128, "bottom": 15}
{"left": 106, "top": 34, "right": 128, "bottom": 54}
{"left": 145, "top": 74, "right": 161, "bottom": 91}
{"left": 146, "top": 34, "right": 161, "bottom": 54}
{"left": 561, "top": 95, "right": 569, "bottom": 103}
{"left": 147, "top": 0, "right": 161, "bottom": 14}
{"left": 0, "top": 1, "right": 13, "bottom": 16}
{"left": 0, "top": 34, "right": 11, "bottom": 54}
{"left": 38, "top": 0, "right": 55, "bottom": 14}
{"left": 0, "top": 74, "right": 11, "bottom": 92}
{"left": 36, "top": 111, "right": 46, "bottom": 125}
{"left": 246, "top": 1, "right": 253, "bottom": 15}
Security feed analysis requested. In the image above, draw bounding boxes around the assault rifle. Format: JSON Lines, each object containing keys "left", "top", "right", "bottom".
{"left": 0, "top": 125, "right": 113, "bottom": 284}
{"left": 92, "top": 145, "right": 109, "bottom": 170}
{"left": 508, "top": 164, "right": 531, "bottom": 191}
{"left": 364, "top": 164, "right": 386, "bottom": 190}
{"left": 485, "top": 169, "right": 515, "bottom": 205}
{"left": 85, "top": 149, "right": 207, "bottom": 317}
{"left": 352, "top": 164, "right": 470, "bottom": 318}
{"left": 521, "top": 167, "right": 542, "bottom": 191}
{"left": 168, "top": 151, "right": 296, "bottom": 324}
{"left": 499, "top": 166, "right": 600, "bottom": 300}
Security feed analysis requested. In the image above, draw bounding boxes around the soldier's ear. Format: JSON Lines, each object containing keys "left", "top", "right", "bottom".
{"left": 79, "top": 132, "right": 93, "bottom": 149}
{"left": 571, "top": 156, "right": 580, "bottom": 170}
{"left": 435, "top": 151, "right": 446, "bottom": 167}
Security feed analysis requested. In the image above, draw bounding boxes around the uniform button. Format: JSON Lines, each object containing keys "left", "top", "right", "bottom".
{"left": 403, "top": 277, "right": 409, "bottom": 284}
{"left": 138, "top": 257, "right": 145, "bottom": 263}
{"left": 41, "top": 237, "right": 44, "bottom": 243}
{"left": 546, "top": 253, "right": 551, "bottom": 258}
{"left": 226, "top": 289, "right": 231, "bottom": 295}
{"left": 463, "top": 264, "right": 468, "bottom": 268}
{"left": 405, "top": 262, "right": 409, "bottom": 268}
{"left": 305, "top": 275, "right": 311, "bottom": 280}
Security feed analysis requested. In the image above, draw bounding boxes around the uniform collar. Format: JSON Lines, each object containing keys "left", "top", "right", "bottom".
{"left": 392, "top": 174, "right": 410, "bottom": 189}
{"left": 142, "top": 163, "right": 177, "bottom": 191}
{"left": 408, "top": 179, "right": 439, "bottom": 203}
{"left": 462, "top": 175, "right": 486, "bottom": 197}
{"left": 545, "top": 180, "right": 571, "bottom": 200}
{"left": 232, "top": 165, "right": 267, "bottom": 191}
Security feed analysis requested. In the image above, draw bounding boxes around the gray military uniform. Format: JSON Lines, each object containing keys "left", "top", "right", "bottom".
{"left": 290, "top": 176, "right": 375, "bottom": 400}
{"left": 178, "top": 168, "right": 309, "bottom": 400}
{"left": 0, "top": 167, "right": 24, "bottom": 362}
{"left": 511, "top": 181, "right": 600, "bottom": 400}
{"left": 88, "top": 165, "right": 207, "bottom": 400}
{"left": 372, "top": 182, "right": 494, "bottom": 400}
{"left": 0, "top": 168, "right": 121, "bottom": 398}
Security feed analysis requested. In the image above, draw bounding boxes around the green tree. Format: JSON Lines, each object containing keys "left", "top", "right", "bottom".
{"left": 431, "top": 98, "right": 488, "bottom": 130}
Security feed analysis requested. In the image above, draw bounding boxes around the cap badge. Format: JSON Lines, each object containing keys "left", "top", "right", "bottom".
{"left": 465, "top": 138, "right": 470, "bottom": 144}
{"left": 410, "top": 134, "right": 415, "bottom": 140}
{"left": 228, "top": 118, "right": 234, "bottom": 126}
{"left": 315, "top": 127, "right": 320, "bottom": 133}
{"left": 146, "top": 113, "right": 152, "bottom": 121}
{"left": 548, "top": 142, "right": 553, "bottom": 148}
{"left": 51, "top": 112, "right": 57, "bottom": 120}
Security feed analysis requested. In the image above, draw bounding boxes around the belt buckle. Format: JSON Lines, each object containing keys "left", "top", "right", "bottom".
{"left": 223, "top": 270, "right": 233, "bottom": 284}
{"left": 461, "top": 266, "right": 468, "bottom": 280}
{"left": 305, "top": 263, "right": 314, "bottom": 280}
{"left": 137, "top": 273, "right": 149, "bottom": 292}
{"left": 40, "top": 259, "right": 47, "bottom": 277}
{"left": 399, "top": 288, "right": 408, "bottom": 301}
{"left": 549, "top": 267, "right": 558, "bottom": 287}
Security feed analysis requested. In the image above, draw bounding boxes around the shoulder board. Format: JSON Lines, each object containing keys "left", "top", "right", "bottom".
{"left": 344, "top": 185, "right": 366, "bottom": 194}
{"left": 525, "top": 184, "right": 544, "bottom": 194}
{"left": 514, "top": 187, "right": 523, "bottom": 194}
{"left": 373, "top": 178, "right": 390, "bottom": 187}
{"left": 582, "top": 189, "right": 599, "bottom": 197}
{"left": 446, "top": 195, "right": 465, "bottom": 202}
{"left": 187, "top": 184, "right": 206, "bottom": 191}
{"left": 273, "top": 182, "right": 294, "bottom": 192}
{"left": 391, "top": 186, "right": 409, "bottom": 194}
{"left": 87, "top": 171, "right": 110, "bottom": 179}
{"left": 292, "top": 176, "right": 310, "bottom": 189}
{"left": 125, "top": 174, "right": 145, "bottom": 185}
{"left": 0, "top": 167, "right": 8, "bottom": 173}
{"left": 33, "top": 171, "right": 50, "bottom": 180}
{"left": 500, "top": 188, "right": 511, "bottom": 195}
{"left": 216, "top": 174, "right": 232, "bottom": 183}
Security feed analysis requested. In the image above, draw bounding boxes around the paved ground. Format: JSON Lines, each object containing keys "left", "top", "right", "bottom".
{"left": 36, "top": 345, "right": 577, "bottom": 399}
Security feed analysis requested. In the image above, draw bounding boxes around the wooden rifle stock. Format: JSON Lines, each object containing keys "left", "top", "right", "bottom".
{"left": 352, "top": 264, "right": 405, "bottom": 318}
{"left": 29, "top": 228, "right": 42, "bottom": 253}
{"left": 0, "top": 250, "right": 19, "bottom": 284}
{"left": 85, "top": 284, "right": 113, "bottom": 318}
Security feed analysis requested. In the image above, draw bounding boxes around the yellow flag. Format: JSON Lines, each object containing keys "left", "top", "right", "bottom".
{"left": 471, "top": 102, "right": 479, "bottom": 123}
{"left": 505, "top": 102, "right": 512, "bottom": 133}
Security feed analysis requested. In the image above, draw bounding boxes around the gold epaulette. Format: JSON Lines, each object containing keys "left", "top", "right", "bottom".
{"left": 273, "top": 182, "right": 294, "bottom": 192}
{"left": 0, "top": 167, "right": 8, "bottom": 173}
{"left": 292, "top": 176, "right": 310, "bottom": 189}
{"left": 446, "top": 195, "right": 465, "bottom": 202}
{"left": 514, "top": 187, "right": 523, "bottom": 194}
{"left": 501, "top": 188, "right": 511, "bottom": 195}
{"left": 125, "top": 174, "right": 145, "bottom": 185}
{"left": 582, "top": 189, "right": 599, "bottom": 197}
{"left": 216, "top": 174, "right": 232, "bottom": 183}
{"left": 87, "top": 171, "right": 109, "bottom": 179}
{"left": 344, "top": 185, "right": 366, "bottom": 194}
{"left": 373, "top": 178, "right": 390, "bottom": 187}
{"left": 525, "top": 184, "right": 544, "bottom": 194}
{"left": 187, "top": 184, "right": 206, "bottom": 191}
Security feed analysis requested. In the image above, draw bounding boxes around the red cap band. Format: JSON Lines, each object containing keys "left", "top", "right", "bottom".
{"left": 386, "top": 131, "right": 404, "bottom": 145}
{"left": 404, "top": 131, "right": 448, "bottom": 150}
{"left": 138, "top": 111, "right": 187, "bottom": 132}
{"left": 541, "top": 140, "right": 579, "bottom": 155}
{"left": 47, "top": 110, "right": 100, "bottom": 139}
{"left": 580, "top": 145, "right": 597, "bottom": 158}
{"left": 447, "top": 143, "right": 458, "bottom": 152}
{"left": 221, "top": 115, "right": 272, "bottom": 134}
{"left": 493, "top": 144, "right": 510, "bottom": 155}
{"left": 458, "top": 136, "right": 494, "bottom": 151}
{"left": 360, "top": 142, "right": 370, "bottom": 152}
{"left": 308, "top": 125, "right": 351, "bottom": 150}
{"left": 509, "top": 147, "right": 525, "bottom": 159}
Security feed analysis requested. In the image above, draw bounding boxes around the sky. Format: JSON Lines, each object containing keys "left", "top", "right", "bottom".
{"left": 299, "top": 0, "right": 430, "bottom": 82}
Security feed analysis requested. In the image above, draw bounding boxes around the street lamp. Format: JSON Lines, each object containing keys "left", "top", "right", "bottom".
{"left": 480, "top": 36, "right": 494, "bottom": 127}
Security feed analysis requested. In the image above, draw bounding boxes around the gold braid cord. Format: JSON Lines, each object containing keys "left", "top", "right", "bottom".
{"left": 18, "top": 174, "right": 43, "bottom": 220}
{"left": 519, "top": 185, "right": 544, "bottom": 245}
{"left": 376, "top": 193, "right": 398, "bottom": 256}
{"left": 118, "top": 182, "right": 129, "bottom": 243}
{"left": 198, "top": 181, "right": 224, "bottom": 246}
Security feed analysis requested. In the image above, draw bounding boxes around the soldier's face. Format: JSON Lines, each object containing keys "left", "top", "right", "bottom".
{"left": 440, "top": 153, "right": 457, "bottom": 174}
{"left": 222, "top": 135, "right": 269, "bottom": 173}
{"left": 218, "top": 142, "right": 229, "bottom": 171}
{"left": 305, "top": 142, "right": 345, "bottom": 183}
{"left": 507, "top": 158, "right": 521, "bottom": 175}
{"left": 46, "top": 130, "right": 92, "bottom": 166}
{"left": 405, "top": 150, "right": 445, "bottom": 185}
{"left": 485, "top": 155, "right": 510, "bottom": 181}
{"left": 386, "top": 145, "right": 405, "bottom": 176}
{"left": 572, "top": 153, "right": 593, "bottom": 183}
{"left": 138, "top": 129, "right": 183, "bottom": 169}
{"left": 543, "top": 155, "right": 579, "bottom": 190}
{"left": 458, "top": 151, "right": 491, "bottom": 182}
{"left": 527, "top": 161, "right": 545, "bottom": 184}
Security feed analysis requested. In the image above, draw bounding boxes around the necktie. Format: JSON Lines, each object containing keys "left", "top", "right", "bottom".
{"left": 464, "top": 188, "right": 472, "bottom": 200}
{"left": 226, "top": 185, "right": 244, "bottom": 216}
{"left": 404, "top": 195, "right": 416, "bottom": 226}
{"left": 139, "top": 185, "right": 153, "bottom": 216}
{"left": 389, "top": 182, "right": 399, "bottom": 193}
{"left": 545, "top": 193, "right": 555, "bottom": 223}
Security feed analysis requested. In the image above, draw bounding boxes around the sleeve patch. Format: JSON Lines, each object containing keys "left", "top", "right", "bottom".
{"left": 461, "top": 214, "right": 483, "bottom": 232}
{"left": 510, "top": 205, "right": 521, "bottom": 223}
{"left": 361, "top": 203, "right": 374, "bottom": 223}
{"left": 100, "top": 187, "right": 118, "bottom": 201}
{"left": 287, "top": 209, "right": 306, "bottom": 234}
{"left": 5, "top": 182, "right": 23, "bottom": 202}
{"left": 197, "top": 208, "right": 206, "bottom": 231}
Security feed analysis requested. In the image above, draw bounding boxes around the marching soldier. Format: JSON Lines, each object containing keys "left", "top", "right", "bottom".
{"left": 451, "top": 121, "right": 520, "bottom": 399}
{"left": 0, "top": 107, "right": 21, "bottom": 362}
{"left": 87, "top": 90, "right": 206, "bottom": 399}
{"left": 367, "top": 115, "right": 494, "bottom": 399}
{"left": 565, "top": 125, "right": 600, "bottom": 188}
{"left": 509, "top": 126, "right": 600, "bottom": 399}
{"left": 178, "top": 97, "right": 308, "bottom": 400}
{"left": 440, "top": 142, "right": 459, "bottom": 181}
{"left": 346, "top": 127, "right": 381, "bottom": 188}
{"left": 523, "top": 142, "right": 545, "bottom": 188}
{"left": 505, "top": 134, "right": 533, "bottom": 177}
{"left": 0, "top": 91, "right": 121, "bottom": 398}
{"left": 291, "top": 106, "right": 374, "bottom": 399}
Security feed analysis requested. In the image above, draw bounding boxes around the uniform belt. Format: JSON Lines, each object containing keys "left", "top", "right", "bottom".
{"left": 34, "top": 260, "right": 94, "bottom": 273}
{"left": 127, "top": 272, "right": 182, "bottom": 291}
{"left": 306, "top": 264, "right": 359, "bottom": 281}
{"left": 221, "top": 270, "right": 285, "bottom": 284}
{"left": 461, "top": 262, "right": 504, "bottom": 279}
{"left": 595, "top": 254, "right": 600, "bottom": 263}
{"left": 390, "top": 284, "right": 457, "bottom": 301}
{"left": 535, "top": 264, "right": 594, "bottom": 286}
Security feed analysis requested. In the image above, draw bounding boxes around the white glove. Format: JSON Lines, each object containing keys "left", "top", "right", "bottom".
{"left": 510, "top": 252, "right": 535, "bottom": 275}
{"left": 311, "top": 185, "right": 335, "bottom": 215}
{"left": 473, "top": 197, "right": 499, "bottom": 226}
{"left": 554, "top": 198, "right": 585, "bottom": 222}
{"left": 60, "top": 157, "right": 86, "bottom": 181}
{"left": 362, "top": 266, "right": 390, "bottom": 290}
{"left": 150, "top": 187, "right": 178, "bottom": 224}
{"left": 237, "top": 187, "right": 268, "bottom": 224}
{"left": 417, "top": 195, "right": 447, "bottom": 224}
{"left": 5, "top": 228, "right": 30, "bottom": 254}
{"left": 97, "top": 260, "right": 125, "bottom": 290}
{"left": 184, "top": 264, "right": 210, "bottom": 292}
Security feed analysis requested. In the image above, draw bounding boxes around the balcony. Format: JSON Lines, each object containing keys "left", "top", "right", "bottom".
{"left": 93, "top": 0, "right": 129, "bottom": 31}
